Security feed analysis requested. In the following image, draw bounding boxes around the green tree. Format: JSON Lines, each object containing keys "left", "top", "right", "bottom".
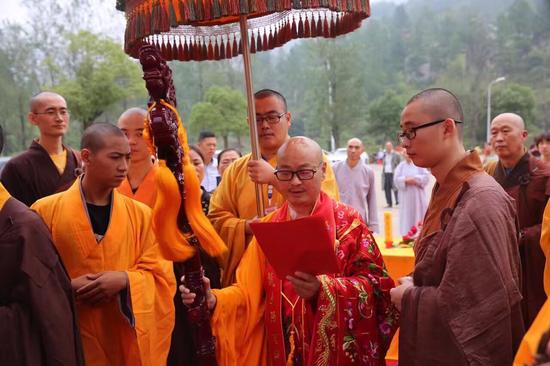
{"left": 367, "top": 91, "right": 405, "bottom": 145}
{"left": 188, "top": 86, "right": 247, "bottom": 148}
{"left": 492, "top": 83, "right": 536, "bottom": 128}
{"left": 53, "top": 31, "right": 145, "bottom": 131}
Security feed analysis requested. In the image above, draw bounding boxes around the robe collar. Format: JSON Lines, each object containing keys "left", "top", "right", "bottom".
{"left": 0, "top": 182, "right": 11, "bottom": 210}
{"left": 493, "top": 152, "right": 531, "bottom": 189}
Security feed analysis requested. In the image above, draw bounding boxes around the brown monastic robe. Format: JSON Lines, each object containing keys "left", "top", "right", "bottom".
{"left": 0, "top": 183, "right": 84, "bottom": 366}
{"left": 399, "top": 152, "right": 524, "bottom": 366}
{"left": 1, "top": 140, "right": 81, "bottom": 206}
{"left": 490, "top": 153, "right": 550, "bottom": 328}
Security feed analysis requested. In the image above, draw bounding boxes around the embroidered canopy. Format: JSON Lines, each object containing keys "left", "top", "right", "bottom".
{"left": 117, "top": 0, "right": 370, "bottom": 61}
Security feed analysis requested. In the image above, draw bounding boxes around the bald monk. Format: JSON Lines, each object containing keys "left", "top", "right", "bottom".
{"left": 209, "top": 89, "right": 339, "bottom": 287}
{"left": 487, "top": 113, "right": 550, "bottom": 328}
{"left": 117, "top": 108, "right": 158, "bottom": 207}
{"left": 183, "top": 136, "right": 398, "bottom": 365}
{"left": 1, "top": 91, "right": 81, "bottom": 206}
{"left": 0, "top": 124, "right": 84, "bottom": 366}
{"left": 32, "top": 123, "right": 175, "bottom": 366}
{"left": 515, "top": 200, "right": 550, "bottom": 365}
{"left": 391, "top": 88, "right": 524, "bottom": 365}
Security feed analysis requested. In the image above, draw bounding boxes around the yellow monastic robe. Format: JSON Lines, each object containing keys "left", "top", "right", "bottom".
{"left": 209, "top": 153, "right": 339, "bottom": 287}
{"left": 32, "top": 178, "right": 176, "bottom": 366}
{"left": 117, "top": 165, "right": 159, "bottom": 209}
{"left": 515, "top": 200, "right": 550, "bottom": 366}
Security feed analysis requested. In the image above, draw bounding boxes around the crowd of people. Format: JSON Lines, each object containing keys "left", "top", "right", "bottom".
{"left": 1, "top": 87, "right": 549, "bottom": 366}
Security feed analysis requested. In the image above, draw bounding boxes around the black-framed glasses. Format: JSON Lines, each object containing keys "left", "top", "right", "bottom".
{"left": 33, "top": 109, "right": 70, "bottom": 118}
{"left": 274, "top": 163, "right": 322, "bottom": 181}
{"left": 398, "top": 119, "right": 463, "bottom": 142}
{"left": 256, "top": 112, "right": 285, "bottom": 125}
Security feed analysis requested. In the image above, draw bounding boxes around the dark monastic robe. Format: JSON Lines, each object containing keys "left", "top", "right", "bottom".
{"left": 400, "top": 152, "right": 524, "bottom": 366}
{"left": 491, "top": 153, "right": 550, "bottom": 328}
{"left": 1, "top": 140, "right": 81, "bottom": 206}
{"left": 0, "top": 185, "right": 84, "bottom": 366}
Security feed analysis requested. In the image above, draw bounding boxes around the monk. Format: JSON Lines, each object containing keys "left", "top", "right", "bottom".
{"left": 515, "top": 200, "right": 550, "bottom": 365}
{"left": 487, "top": 113, "right": 550, "bottom": 328}
{"left": 32, "top": 123, "right": 176, "bottom": 366}
{"left": 209, "top": 89, "right": 339, "bottom": 287}
{"left": 0, "top": 124, "right": 84, "bottom": 366}
{"left": 182, "top": 136, "right": 398, "bottom": 365}
{"left": 117, "top": 107, "right": 158, "bottom": 207}
{"left": 391, "top": 88, "right": 524, "bottom": 365}
{"left": 1, "top": 92, "right": 81, "bottom": 206}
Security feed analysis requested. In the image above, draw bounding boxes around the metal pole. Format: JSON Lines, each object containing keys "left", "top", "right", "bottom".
{"left": 240, "top": 15, "right": 265, "bottom": 217}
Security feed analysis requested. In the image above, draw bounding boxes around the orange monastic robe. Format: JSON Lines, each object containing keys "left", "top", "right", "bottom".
{"left": 32, "top": 178, "right": 176, "bottom": 366}
{"left": 209, "top": 153, "right": 340, "bottom": 287}
{"left": 515, "top": 200, "right": 550, "bottom": 365}
{"left": 117, "top": 164, "right": 159, "bottom": 208}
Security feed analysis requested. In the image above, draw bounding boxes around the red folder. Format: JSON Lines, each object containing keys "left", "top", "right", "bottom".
{"left": 250, "top": 216, "right": 340, "bottom": 280}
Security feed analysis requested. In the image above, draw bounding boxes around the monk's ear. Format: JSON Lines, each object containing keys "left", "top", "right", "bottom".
{"left": 80, "top": 148, "right": 92, "bottom": 165}
{"left": 28, "top": 112, "right": 39, "bottom": 126}
{"left": 285, "top": 112, "right": 292, "bottom": 127}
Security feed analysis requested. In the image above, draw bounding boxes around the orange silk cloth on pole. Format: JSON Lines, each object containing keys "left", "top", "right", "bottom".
{"left": 32, "top": 179, "right": 176, "bottom": 366}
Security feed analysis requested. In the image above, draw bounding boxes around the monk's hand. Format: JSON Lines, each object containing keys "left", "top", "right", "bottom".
{"left": 179, "top": 275, "right": 217, "bottom": 310}
{"left": 405, "top": 177, "right": 417, "bottom": 186}
{"left": 71, "top": 274, "right": 93, "bottom": 292}
{"left": 76, "top": 271, "right": 128, "bottom": 306}
{"left": 390, "top": 276, "right": 413, "bottom": 312}
{"left": 247, "top": 159, "right": 275, "bottom": 185}
{"left": 245, "top": 217, "right": 261, "bottom": 235}
{"left": 287, "top": 272, "right": 320, "bottom": 300}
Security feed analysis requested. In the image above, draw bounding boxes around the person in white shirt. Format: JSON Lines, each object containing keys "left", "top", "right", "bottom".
{"left": 381, "top": 141, "right": 401, "bottom": 207}
{"left": 198, "top": 131, "right": 219, "bottom": 192}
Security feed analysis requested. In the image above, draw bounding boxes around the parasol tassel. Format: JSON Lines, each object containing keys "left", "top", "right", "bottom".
{"left": 250, "top": 32, "right": 256, "bottom": 53}
{"left": 298, "top": 16, "right": 304, "bottom": 38}
{"left": 304, "top": 15, "right": 311, "bottom": 37}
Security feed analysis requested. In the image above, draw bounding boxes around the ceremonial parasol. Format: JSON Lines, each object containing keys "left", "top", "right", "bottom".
{"left": 117, "top": 0, "right": 371, "bottom": 216}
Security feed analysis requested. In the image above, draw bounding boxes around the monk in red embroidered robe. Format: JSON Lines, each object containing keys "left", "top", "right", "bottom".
{"left": 181, "top": 137, "right": 398, "bottom": 366}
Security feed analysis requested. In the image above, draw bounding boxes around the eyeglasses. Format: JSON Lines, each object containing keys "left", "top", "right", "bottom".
{"left": 256, "top": 112, "right": 285, "bottom": 125}
{"left": 33, "top": 109, "right": 70, "bottom": 118}
{"left": 274, "top": 163, "right": 322, "bottom": 181}
{"left": 398, "top": 119, "right": 462, "bottom": 142}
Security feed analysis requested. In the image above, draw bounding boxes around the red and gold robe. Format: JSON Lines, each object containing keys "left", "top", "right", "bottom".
{"left": 32, "top": 178, "right": 176, "bottom": 366}
{"left": 211, "top": 192, "right": 398, "bottom": 366}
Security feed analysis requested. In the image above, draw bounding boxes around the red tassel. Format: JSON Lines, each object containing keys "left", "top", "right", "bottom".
{"left": 257, "top": 31, "right": 263, "bottom": 52}
{"left": 250, "top": 32, "right": 256, "bottom": 53}
{"left": 262, "top": 31, "right": 268, "bottom": 51}
{"left": 291, "top": 18, "right": 297, "bottom": 38}
{"left": 315, "top": 16, "right": 322, "bottom": 37}
{"left": 238, "top": 38, "right": 242, "bottom": 55}
{"left": 201, "top": 40, "right": 208, "bottom": 60}
{"left": 275, "top": 25, "right": 283, "bottom": 47}
{"left": 330, "top": 17, "right": 336, "bottom": 38}
{"left": 176, "top": 40, "right": 184, "bottom": 61}
{"left": 219, "top": 38, "right": 226, "bottom": 59}
{"left": 298, "top": 16, "right": 304, "bottom": 38}
{"left": 214, "top": 39, "right": 221, "bottom": 60}
{"left": 268, "top": 28, "right": 275, "bottom": 50}
{"left": 304, "top": 15, "right": 311, "bottom": 37}
{"left": 225, "top": 37, "right": 232, "bottom": 59}
{"left": 232, "top": 37, "right": 238, "bottom": 57}
{"left": 323, "top": 16, "right": 330, "bottom": 38}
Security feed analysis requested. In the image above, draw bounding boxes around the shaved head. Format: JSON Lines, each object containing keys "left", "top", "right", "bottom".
{"left": 278, "top": 136, "right": 323, "bottom": 163}
{"left": 347, "top": 137, "right": 363, "bottom": 146}
{"left": 29, "top": 92, "right": 66, "bottom": 112}
{"left": 491, "top": 113, "right": 525, "bottom": 130}
{"left": 117, "top": 107, "right": 147, "bottom": 124}
{"left": 407, "top": 88, "right": 464, "bottom": 122}
{"left": 81, "top": 123, "right": 126, "bottom": 153}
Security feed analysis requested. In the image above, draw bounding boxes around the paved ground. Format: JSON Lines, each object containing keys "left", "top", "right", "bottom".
{"left": 368, "top": 163, "right": 436, "bottom": 240}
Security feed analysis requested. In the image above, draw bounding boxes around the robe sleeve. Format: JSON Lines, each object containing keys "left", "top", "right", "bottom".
{"left": 1, "top": 162, "right": 31, "bottom": 206}
{"left": 125, "top": 207, "right": 176, "bottom": 364}
{"left": 366, "top": 168, "right": 380, "bottom": 233}
{"left": 401, "top": 198, "right": 522, "bottom": 365}
{"left": 309, "top": 219, "right": 398, "bottom": 364}
{"left": 541, "top": 201, "right": 550, "bottom": 295}
{"left": 393, "top": 162, "right": 407, "bottom": 191}
{"left": 321, "top": 154, "right": 340, "bottom": 201}
{"left": 208, "top": 162, "right": 248, "bottom": 288}
{"left": 210, "top": 240, "right": 267, "bottom": 366}
{"left": 414, "top": 168, "right": 430, "bottom": 188}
